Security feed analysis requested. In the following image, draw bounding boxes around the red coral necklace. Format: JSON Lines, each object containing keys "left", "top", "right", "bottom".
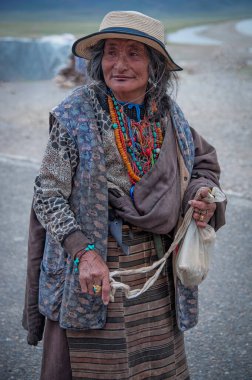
{"left": 108, "top": 93, "right": 163, "bottom": 185}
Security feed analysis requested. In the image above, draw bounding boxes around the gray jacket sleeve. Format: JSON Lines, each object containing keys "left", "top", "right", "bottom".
{"left": 182, "top": 127, "right": 226, "bottom": 231}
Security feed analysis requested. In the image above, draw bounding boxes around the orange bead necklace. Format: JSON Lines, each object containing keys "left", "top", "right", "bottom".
{"left": 108, "top": 94, "right": 163, "bottom": 185}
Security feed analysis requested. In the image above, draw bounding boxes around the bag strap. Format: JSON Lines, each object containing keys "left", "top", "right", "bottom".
{"left": 109, "top": 187, "right": 226, "bottom": 301}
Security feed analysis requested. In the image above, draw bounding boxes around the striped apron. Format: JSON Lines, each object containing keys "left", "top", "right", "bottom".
{"left": 67, "top": 229, "right": 190, "bottom": 380}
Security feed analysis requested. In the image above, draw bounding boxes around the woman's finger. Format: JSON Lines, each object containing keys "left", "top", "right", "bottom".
{"left": 193, "top": 211, "right": 204, "bottom": 221}
{"left": 196, "top": 220, "right": 207, "bottom": 228}
{"left": 192, "top": 207, "right": 215, "bottom": 227}
{"left": 190, "top": 199, "right": 210, "bottom": 211}
{"left": 190, "top": 197, "right": 216, "bottom": 225}
{"left": 87, "top": 281, "right": 95, "bottom": 295}
{"left": 79, "top": 279, "right": 88, "bottom": 294}
{"left": 78, "top": 259, "right": 93, "bottom": 294}
{"left": 199, "top": 187, "right": 211, "bottom": 199}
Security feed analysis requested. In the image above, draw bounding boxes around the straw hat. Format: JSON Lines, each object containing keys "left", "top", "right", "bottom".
{"left": 72, "top": 11, "right": 182, "bottom": 71}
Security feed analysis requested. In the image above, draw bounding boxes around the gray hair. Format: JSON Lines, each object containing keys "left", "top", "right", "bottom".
{"left": 87, "top": 40, "right": 178, "bottom": 116}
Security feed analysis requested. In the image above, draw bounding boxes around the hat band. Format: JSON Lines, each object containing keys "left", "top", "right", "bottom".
{"left": 99, "top": 27, "right": 167, "bottom": 54}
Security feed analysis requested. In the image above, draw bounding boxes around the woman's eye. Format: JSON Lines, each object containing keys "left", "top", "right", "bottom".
{"left": 107, "top": 50, "right": 116, "bottom": 56}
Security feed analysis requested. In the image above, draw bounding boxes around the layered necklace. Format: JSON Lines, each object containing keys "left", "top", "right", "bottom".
{"left": 108, "top": 92, "right": 163, "bottom": 186}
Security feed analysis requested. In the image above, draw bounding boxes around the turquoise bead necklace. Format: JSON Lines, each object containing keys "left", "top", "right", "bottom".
{"left": 110, "top": 92, "right": 163, "bottom": 181}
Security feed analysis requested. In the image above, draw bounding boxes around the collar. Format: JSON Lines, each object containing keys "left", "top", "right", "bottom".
{"left": 95, "top": 85, "right": 146, "bottom": 121}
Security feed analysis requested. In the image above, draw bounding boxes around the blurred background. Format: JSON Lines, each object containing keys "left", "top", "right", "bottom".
{"left": 0, "top": 0, "right": 252, "bottom": 81}
{"left": 0, "top": 1, "right": 252, "bottom": 379}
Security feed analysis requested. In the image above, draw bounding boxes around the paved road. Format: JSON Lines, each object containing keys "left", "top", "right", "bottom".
{"left": 0, "top": 154, "right": 251, "bottom": 380}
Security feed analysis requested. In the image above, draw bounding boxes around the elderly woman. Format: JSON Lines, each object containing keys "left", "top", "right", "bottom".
{"left": 24, "top": 10, "right": 226, "bottom": 380}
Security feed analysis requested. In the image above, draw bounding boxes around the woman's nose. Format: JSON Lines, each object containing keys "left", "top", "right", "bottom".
{"left": 114, "top": 54, "right": 128, "bottom": 71}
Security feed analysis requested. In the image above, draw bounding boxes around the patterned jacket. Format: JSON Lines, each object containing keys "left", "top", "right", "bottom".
{"left": 31, "top": 85, "right": 224, "bottom": 332}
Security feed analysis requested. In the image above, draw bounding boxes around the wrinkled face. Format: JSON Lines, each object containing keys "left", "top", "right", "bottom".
{"left": 102, "top": 38, "right": 149, "bottom": 103}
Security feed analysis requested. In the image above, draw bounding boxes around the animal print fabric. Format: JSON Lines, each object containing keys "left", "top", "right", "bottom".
{"left": 34, "top": 121, "right": 80, "bottom": 243}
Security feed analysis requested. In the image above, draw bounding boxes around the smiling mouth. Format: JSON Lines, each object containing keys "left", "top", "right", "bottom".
{"left": 112, "top": 76, "right": 133, "bottom": 80}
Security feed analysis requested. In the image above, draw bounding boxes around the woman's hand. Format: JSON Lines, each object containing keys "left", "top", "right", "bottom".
{"left": 78, "top": 251, "right": 111, "bottom": 305}
{"left": 189, "top": 188, "right": 216, "bottom": 228}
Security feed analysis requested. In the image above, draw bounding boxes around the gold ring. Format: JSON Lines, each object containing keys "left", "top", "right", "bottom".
{"left": 199, "top": 215, "right": 204, "bottom": 222}
{"left": 199, "top": 209, "right": 207, "bottom": 215}
{"left": 93, "top": 284, "right": 102, "bottom": 293}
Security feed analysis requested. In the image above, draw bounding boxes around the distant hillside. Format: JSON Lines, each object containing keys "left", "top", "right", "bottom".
{"left": 1, "top": 0, "right": 251, "bottom": 38}
{"left": 1, "top": 0, "right": 252, "bottom": 21}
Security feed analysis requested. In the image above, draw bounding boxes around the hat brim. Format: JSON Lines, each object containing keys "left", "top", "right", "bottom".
{"left": 72, "top": 27, "right": 182, "bottom": 71}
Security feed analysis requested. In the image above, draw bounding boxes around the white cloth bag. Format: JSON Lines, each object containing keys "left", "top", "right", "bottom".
{"left": 175, "top": 187, "right": 226, "bottom": 287}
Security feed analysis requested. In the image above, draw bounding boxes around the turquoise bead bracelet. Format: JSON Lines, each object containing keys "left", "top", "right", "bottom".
{"left": 74, "top": 244, "right": 95, "bottom": 274}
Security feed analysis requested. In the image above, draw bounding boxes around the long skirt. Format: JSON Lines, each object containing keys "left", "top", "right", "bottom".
{"left": 41, "top": 230, "right": 190, "bottom": 380}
